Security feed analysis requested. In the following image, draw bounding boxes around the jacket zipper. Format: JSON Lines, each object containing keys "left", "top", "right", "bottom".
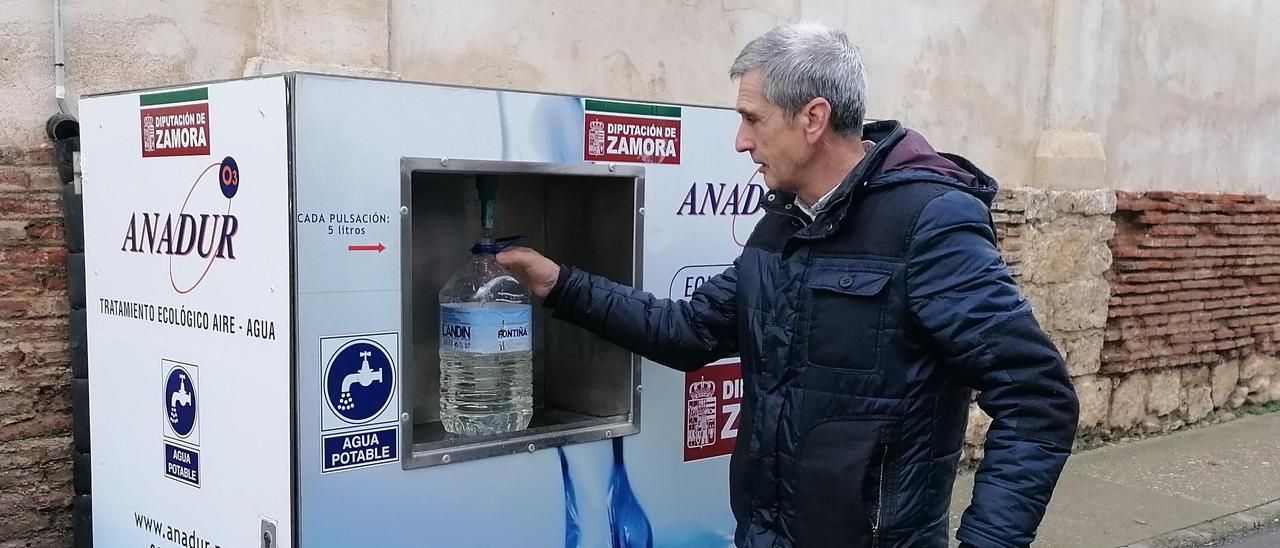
{"left": 871, "top": 443, "right": 889, "bottom": 548}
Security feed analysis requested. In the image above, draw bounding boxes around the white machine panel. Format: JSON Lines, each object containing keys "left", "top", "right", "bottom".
{"left": 81, "top": 76, "right": 294, "bottom": 548}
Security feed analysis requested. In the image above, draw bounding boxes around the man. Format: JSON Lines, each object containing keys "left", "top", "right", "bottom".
{"left": 499, "top": 22, "right": 1079, "bottom": 548}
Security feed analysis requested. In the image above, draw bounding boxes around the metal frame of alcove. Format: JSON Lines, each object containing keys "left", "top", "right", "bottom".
{"left": 398, "top": 157, "right": 646, "bottom": 469}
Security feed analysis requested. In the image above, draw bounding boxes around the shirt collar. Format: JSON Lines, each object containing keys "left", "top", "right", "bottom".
{"left": 795, "top": 183, "right": 841, "bottom": 219}
{"left": 795, "top": 139, "right": 878, "bottom": 220}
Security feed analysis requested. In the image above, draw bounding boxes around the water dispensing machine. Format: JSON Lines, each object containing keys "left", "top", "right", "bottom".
{"left": 80, "top": 73, "right": 760, "bottom": 547}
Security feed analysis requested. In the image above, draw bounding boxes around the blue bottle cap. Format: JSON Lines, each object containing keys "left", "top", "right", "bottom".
{"left": 472, "top": 235, "right": 524, "bottom": 254}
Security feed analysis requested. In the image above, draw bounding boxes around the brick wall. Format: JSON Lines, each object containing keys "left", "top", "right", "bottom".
{"left": 0, "top": 145, "right": 73, "bottom": 547}
{"left": 1101, "top": 191, "right": 1280, "bottom": 432}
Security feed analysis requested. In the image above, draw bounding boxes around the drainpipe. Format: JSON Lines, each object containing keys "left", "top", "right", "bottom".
{"left": 47, "top": 0, "right": 79, "bottom": 184}
{"left": 48, "top": 2, "right": 90, "bottom": 546}
{"left": 53, "top": 0, "right": 71, "bottom": 115}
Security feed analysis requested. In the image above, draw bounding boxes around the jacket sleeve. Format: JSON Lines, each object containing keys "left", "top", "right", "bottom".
{"left": 905, "top": 191, "right": 1079, "bottom": 548}
{"left": 542, "top": 262, "right": 739, "bottom": 372}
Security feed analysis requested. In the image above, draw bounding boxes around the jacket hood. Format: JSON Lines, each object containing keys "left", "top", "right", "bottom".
{"left": 861, "top": 120, "right": 998, "bottom": 206}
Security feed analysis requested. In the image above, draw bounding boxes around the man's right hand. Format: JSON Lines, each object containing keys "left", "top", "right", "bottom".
{"left": 495, "top": 246, "right": 561, "bottom": 298}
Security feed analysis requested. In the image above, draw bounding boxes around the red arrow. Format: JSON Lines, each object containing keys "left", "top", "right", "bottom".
{"left": 348, "top": 243, "right": 386, "bottom": 253}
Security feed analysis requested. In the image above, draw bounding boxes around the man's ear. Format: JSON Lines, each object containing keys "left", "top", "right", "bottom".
{"left": 800, "top": 97, "right": 832, "bottom": 144}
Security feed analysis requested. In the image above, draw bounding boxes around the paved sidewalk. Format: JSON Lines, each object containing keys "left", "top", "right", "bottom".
{"left": 949, "top": 413, "right": 1280, "bottom": 547}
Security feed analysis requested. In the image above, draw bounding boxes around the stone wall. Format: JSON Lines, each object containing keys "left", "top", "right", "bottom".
{"left": 0, "top": 144, "right": 73, "bottom": 546}
{"left": 964, "top": 188, "right": 1117, "bottom": 461}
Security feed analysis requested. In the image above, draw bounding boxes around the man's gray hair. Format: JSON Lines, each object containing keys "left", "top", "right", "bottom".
{"left": 729, "top": 22, "right": 867, "bottom": 137}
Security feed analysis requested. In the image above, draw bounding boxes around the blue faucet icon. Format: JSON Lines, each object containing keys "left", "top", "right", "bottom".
{"left": 336, "top": 351, "right": 382, "bottom": 412}
{"left": 169, "top": 373, "right": 192, "bottom": 424}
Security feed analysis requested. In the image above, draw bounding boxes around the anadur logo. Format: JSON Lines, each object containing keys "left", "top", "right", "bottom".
{"left": 675, "top": 182, "right": 765, "bottom": 216}
{"left": 119, "top": 156, "right": 241, "bottom": 294}
{"left": 676, "top": 177, "right": 766, "bottom": 247}
{"left": 141, "top": 87, "right": 211, "bottom": 158}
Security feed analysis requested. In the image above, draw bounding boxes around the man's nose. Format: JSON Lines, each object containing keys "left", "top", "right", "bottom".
{"left": 735, "top": 125, "right": 752, "bottom": 153}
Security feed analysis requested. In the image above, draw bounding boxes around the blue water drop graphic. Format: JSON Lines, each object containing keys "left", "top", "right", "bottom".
{"left": 608, "top": 437, "right": 653, "bottom": 548}
{"left": 558, "top": 447, "right": 582, "bottom": 548}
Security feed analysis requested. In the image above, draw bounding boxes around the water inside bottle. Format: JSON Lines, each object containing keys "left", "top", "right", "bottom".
{"left": 439, "top": 301, "right": 534, "bottom": 435}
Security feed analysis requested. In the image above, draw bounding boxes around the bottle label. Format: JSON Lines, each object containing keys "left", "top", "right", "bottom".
{"left": 440, "top": 305, "right": 532, "bottom": 354}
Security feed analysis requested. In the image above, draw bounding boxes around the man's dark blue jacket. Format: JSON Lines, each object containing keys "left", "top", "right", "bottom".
{"left": 545, "top": 120, "right": 1080, "bottom": 547}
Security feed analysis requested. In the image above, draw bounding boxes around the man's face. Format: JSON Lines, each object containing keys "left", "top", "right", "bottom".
{"left": 734, "top": 70, "right": 811, "bottom": 193}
